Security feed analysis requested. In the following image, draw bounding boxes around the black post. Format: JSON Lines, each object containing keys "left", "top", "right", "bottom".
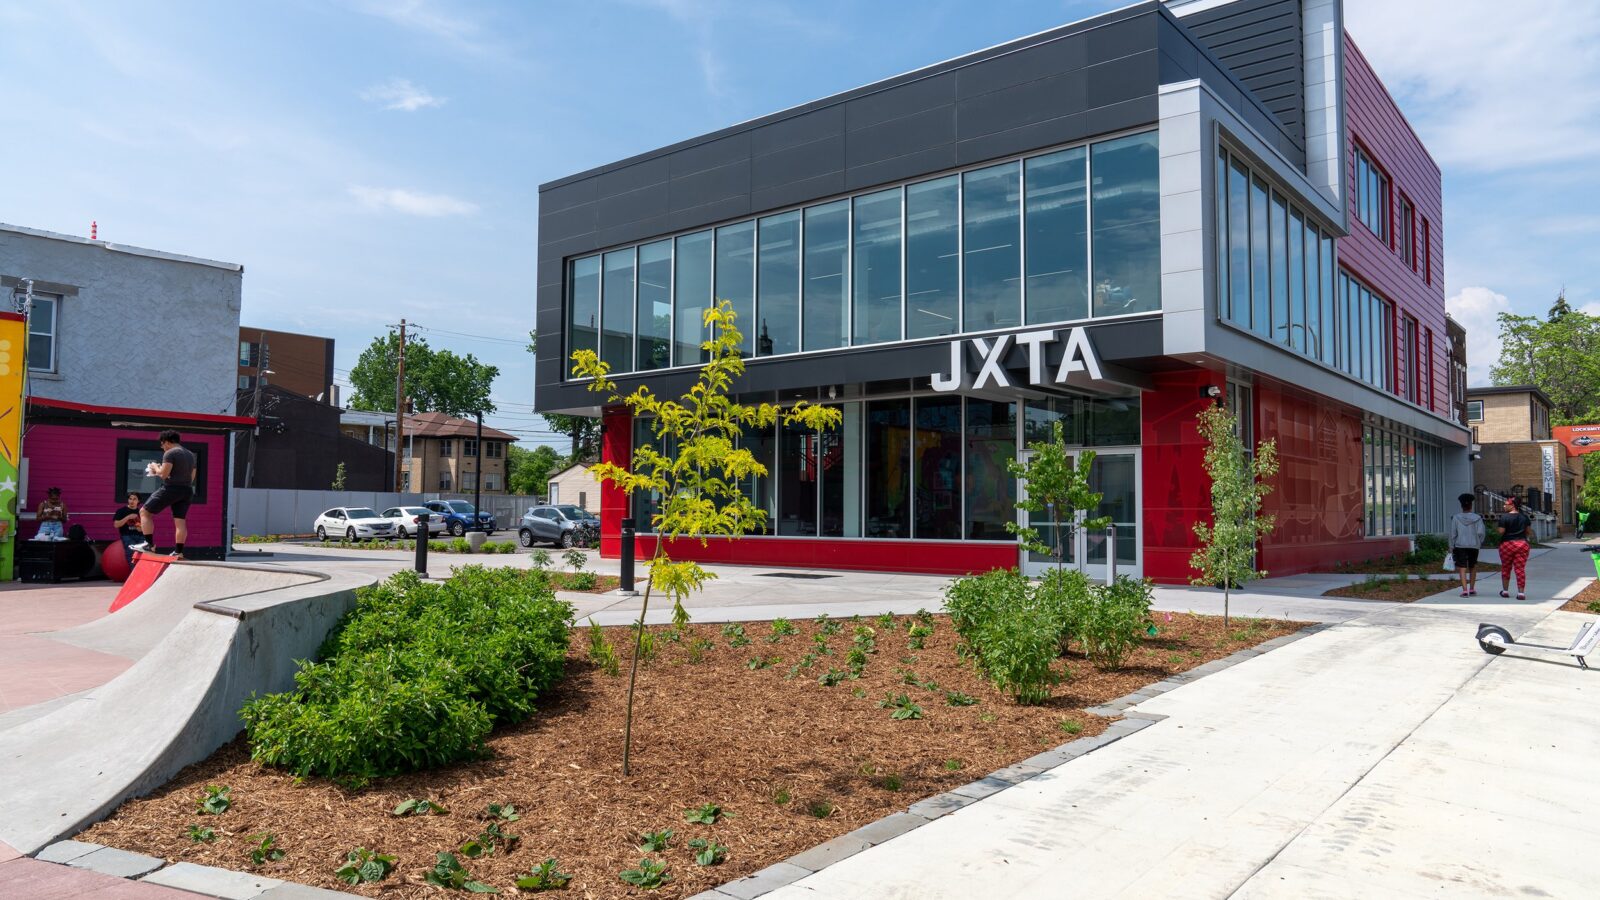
{"left": 473, "top": 411, "right": 483, "bottom": 527}
{"left": 414, "top": 513, "right": 429, "bottom": 577}
{"left": 620, "top": 516, "right": 636, "bottom": 592}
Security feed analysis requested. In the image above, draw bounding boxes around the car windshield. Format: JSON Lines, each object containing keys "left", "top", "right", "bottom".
{"left": 346, "top": 508, "right": 379, "bottom": 519}
{"left": 556, "top": 505, "right": 589, "bottom": 519}
{"left": 400, "top": 507, "right": 429, "bottom": 515}
{"left": 446, "top": 500, "right": 477, "bottom": 513}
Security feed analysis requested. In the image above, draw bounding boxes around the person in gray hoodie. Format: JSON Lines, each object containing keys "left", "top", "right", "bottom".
{"left": 1449, "top": 493, "right": 1486, "bottom": 597}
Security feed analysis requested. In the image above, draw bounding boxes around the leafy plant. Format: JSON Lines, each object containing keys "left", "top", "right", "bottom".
{"left": 846, "top": 647, "right": 868, "bottom": 677}
{"left": 335, "top": 847, "right": 396, "bottom": 885}
{"left": 1189, "top": 403, "right": 1281, "bottom": 626}
{"left": 637, "top": 828, "right": 673, "bottom": 852}
{"left": 772, "top": 787, "right": 792, "bottom": 805}
{"left": 915, "top": 608, "right": 935, "bottom": 626}
{"left": 529, "top": 549, "right": 553, "bottom": 569}
{"left": 185, "top": 824, "right": 216, "bottom": 843}
{"left": 746, "top": 655, "right": 779, "bottom": 670}
{"left": 426, "top": 852, "right": 499, "bottom": 893}
{"left": 878, "top": 773, "right": 904, "bottom": 791}
{"left": 562, "top": 548, "right": 587, "bottom": 574}
{"left": 196, "top": 785, "right": 232, "bottom": 815}
{"left": 879, "top": 694, "right": 924, "bottom": 720}
{"left": 573, "top": 299, "right": 840, "bottom": 774}
{"left": 722, "top": 623, "right": 751, "bottom": 648}
{"left": 451, "top": 537, "right": 473, "bottom": 553}
{"left": 393, "top": 798, "right": 449, "bottom": 816}
{"left": 811, "top": 632, "right": 832, "bottom": 656}
{"left": 515, "top": 858, "right": 573, "bottom": 891}
{"left": 1007, "top": 421, "right": 1110, "bottom": 573}
{"left": 586, "top": 618, "right": 620, "bottom": 676}
{"left": 565, "top": 570, "right": 598, "bottom": 591}
{"left": 461, "top": 820, "right": 518, "bottom": 858}
{"left": 807, "top": 800, "right": 834, "bottom": 818}
{"left": 816, "top": 615, "right": 842, "bottom": 637}
{"left": 619, "top": 858, "right": 670, "bottom": 889}
{"left": 943, "top": 759, "right": 964, "bottom": 771}
{"left": 769, "top": 618, "right": 797, "bottom": 639}
{"left": 686, "top": 637, "right": 715, "bottom": 664}
{"left": 688, "top": 838, "right": 728, "bottom": 866}
{"left": 817, "top": 668, "right": 847, "bottom": 687}
{"left": 247, "top": 834, "right": 284, "bottom": 866}
{"left": 633, "top": 623, "right": 658, "bottom": 665}
{"left": 875, "top": 612, "right": 896, "bottom": 630}
{"left": 683, "top": 803, "right": 723, "bottom": 825}
{"left": 1076, "top": 576, "right": 1154, "bottom": 670}
{"left": 852, "top": 625, "right": 877, "bottom": 653}
{"left": 907, "top": 622, "right": 932, "bottom": 650}
{"left": 1059, "top": 718, "right": 1084, "bottom": 735}
{"left": 486, "top": 803, "right": 520, "bottom": 822}
{"left": 945, "top": 690, "right": 978, "bottom": 707}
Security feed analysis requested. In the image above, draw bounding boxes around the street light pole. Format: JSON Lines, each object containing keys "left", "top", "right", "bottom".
{"left": 473, "top": 410, "right": 483, "bottom": 522}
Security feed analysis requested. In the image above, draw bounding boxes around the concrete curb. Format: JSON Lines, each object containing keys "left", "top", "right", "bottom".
{"left": 689, "top": 622, "right": 1329, "bottom": 900}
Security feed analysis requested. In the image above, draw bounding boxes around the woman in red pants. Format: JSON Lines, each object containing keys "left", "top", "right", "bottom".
{"left": 1497, "top": 496, "right": 1532, "bottom": 601}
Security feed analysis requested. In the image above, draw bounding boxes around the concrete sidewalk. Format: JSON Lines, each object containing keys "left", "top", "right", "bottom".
{"left": 753, "top": 545, "right": 1598, "bottom": 900}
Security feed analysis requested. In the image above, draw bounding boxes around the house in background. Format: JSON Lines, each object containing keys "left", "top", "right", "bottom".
{"left": 1, "top": 222, "right": 249, "bottom": 559}
{"left": 545, "top": 463, "right": 600, "bottom": 513}
{"left": 402, "top": 412, "right": 517, "bottom": 494}
{"left": 1467, "top": 385, "right": 1584, "bottom": 533}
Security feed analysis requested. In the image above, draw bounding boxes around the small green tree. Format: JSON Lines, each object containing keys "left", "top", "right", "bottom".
{"left": 1188, "top": 404, "right": 1280, "bottom": 626}
{"left": 1006, "top": 421, "right": 1110, "bottom": 574}
{"left": 570, "top": 300, "right": 838, "bottom": 774}
{"left": 330, "top": 462, "right": 347, "bottom": 492}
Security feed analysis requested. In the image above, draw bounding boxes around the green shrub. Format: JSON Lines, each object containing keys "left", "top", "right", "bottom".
{"left": 1033, "top": 567, "right": 1092, "bottom": 653}
{"left": 944, "top": 568, "right": 1030, "bottom": 650}
{"left": 1076, "top": 576, "right": 1153, "bottom": 670}
{"left": 944, "top": 568, "right": 1060, "bottom": 704}
{"left": 241, "top": 567, "right": 573, "bottom": 781}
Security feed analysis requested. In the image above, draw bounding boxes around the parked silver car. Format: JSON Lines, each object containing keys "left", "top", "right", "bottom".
{"left": 518, "top": 505, "right": 599, "bottom": 548}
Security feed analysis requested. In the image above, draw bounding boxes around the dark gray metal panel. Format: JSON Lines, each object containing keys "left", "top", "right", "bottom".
{"left": 668, "top": 161, "right": 750, "bottom": 211}
{"left": 1179, "top": 0, "right": 1304, "bottom": 149}
{"left": 1084, "top": 50, "right": 1159, "bottom": 108}
{"left": 954, "top": 33, "right": 1087, "bottom": 99}
{"left": 846, "top": 106, "right": 957, "bottom": 168}
{"left": 593, "top": 154, "right": 670, "bottom": 199}
{"left": 750, "top": 134, "right": 846, "bottom": 191}
{"left": 751, "top": 172, "right": 848, "bottom": 213}
{"left": 1085, "top": 14, "right": 1159, "bottom": 65}
{"left": 844, "top": 144, "right": 960, "bottom": 193}
{"left": 954, "top": 113, "right": 1089, "bottom": 167}
{"left": 594, "top": 182, "right": 669, "bottom": 228}
{"left": 749, "top": 105, "right": 846, "bottom": 157}
{"left": 956, "top": 69, "right": 1089, "bottom": 139}
{"left": 844, "top": 73, "right": 957, "bottom": 130}
{"left": 667, "top": 132, "right": 751, "bottom": 177}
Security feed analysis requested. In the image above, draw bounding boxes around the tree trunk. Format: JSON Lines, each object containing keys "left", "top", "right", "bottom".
{"left": 620, "top": 547, "right": 662, "bottom": 776}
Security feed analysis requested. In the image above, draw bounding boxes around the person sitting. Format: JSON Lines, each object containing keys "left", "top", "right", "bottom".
{"left": 35, "top": 487, "right": 68, "bottom": 541}
{"left": 113, "top": 492, "right": 144, "bottom": 559}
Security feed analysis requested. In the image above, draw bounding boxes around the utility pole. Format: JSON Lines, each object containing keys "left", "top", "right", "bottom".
{"left": 473, "top": 410, "right": 483, "bottom": 516}
{"left": 243, "top": 332, "right": 269, "bottom": 488}
{"left": 394, "top": 319, "right": 408, "bottom": 493}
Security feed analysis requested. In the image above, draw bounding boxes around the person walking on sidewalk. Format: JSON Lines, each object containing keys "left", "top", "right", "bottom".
{"left": 1449, "top": 493, "right": 1486, "bottom": 597}
{"left": 1497, "top": 496, "right": 1532, "bottom": 601}
{"left": 131, "top": 430, "right": 196, "bottom": 558}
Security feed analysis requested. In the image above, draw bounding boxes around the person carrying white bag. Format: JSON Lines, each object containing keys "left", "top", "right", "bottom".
{"left": 1448, "top": 493, "right": 1486, "bottom": 597}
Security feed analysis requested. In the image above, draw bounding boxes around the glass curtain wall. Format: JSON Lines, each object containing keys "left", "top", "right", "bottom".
{"left": 566, "top": 130, "right": 1160, "bottom": 379}
{"left": 1362, "top": 422, "right": 1442, "bottom": 536}
{"left": 964, "top": 400, "right": 1017, "bottom": 540}
{"left": 864, "top": 399, "right": 912, "bottom": 537}
{"left": 913, "top": 396, "right": 963, "bottom": 539}
{"left": 567, "top": 256, "right": 600, "bottom": 367}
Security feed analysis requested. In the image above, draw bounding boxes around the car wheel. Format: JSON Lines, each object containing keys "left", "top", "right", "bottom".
{"left": 449, "top": 521, "right": 465, "bottom": 536}
{"left": 398, "top": 526, "right": 410, "bottom": 539}
{"left": 560, "top": 531, "right": 575, "bottom": 549}
{"left": 316, "top": 525, "right": 326, "bottom": 541}
{"left": 346, "top": 527, "right": 357, "bottom": 542}
{"left": 519, "top": 529, "right": 534, "bottom": 548}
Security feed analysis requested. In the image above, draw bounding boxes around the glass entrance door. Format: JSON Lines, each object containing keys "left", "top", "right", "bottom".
{"left": 1018, "top": 449, "right": 1140, "bottom": 581}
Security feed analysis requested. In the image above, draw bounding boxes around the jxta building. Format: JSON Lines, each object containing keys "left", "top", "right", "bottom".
{"left": 533, "top": 0, "right": 1469, "bottom": 582}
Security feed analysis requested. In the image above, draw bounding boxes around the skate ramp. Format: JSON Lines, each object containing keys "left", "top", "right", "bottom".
{"left": 46, "top": 563, "right": 318, "bottom": 660}
{"left": 0, "top": 559, "right": 374, "bottom": 855}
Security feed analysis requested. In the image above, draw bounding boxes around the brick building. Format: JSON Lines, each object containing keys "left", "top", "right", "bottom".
{"left": 402, "top": 412, "right": 517, "bottom": 494}
{"left": 1467, "top": 385, "right": 1583, "bottom": 532}
{"left": 237, "top": 327, "right": 335, "bottom": 402}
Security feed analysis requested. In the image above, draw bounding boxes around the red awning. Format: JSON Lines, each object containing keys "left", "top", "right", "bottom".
{"left": 26, "top": 396, "right": 256, "bottom": 432}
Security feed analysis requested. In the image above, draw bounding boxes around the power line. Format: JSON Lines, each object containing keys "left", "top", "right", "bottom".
{"left": 412, "top": 324, "right": 530, "bottom": 347}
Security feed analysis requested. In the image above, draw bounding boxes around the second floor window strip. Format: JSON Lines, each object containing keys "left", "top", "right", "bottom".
{"left": 1355, "top": 146, "right": 1389, "bottom": 242}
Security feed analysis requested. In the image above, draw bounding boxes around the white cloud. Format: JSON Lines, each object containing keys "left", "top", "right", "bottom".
{"left": 361, "top": 77, "right": 445, "bottom": 112}
{"left": 348, "top": 185, "right": 478, "bottom": 217}
{"left": 1345, "top": 0, "right": 1600, "bottom": 172}
{"left": 1446, "top": 286, "right": 1513, "bottom": 385}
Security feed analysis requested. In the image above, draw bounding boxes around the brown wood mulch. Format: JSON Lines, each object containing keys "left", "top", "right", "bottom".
{"left": 1559, "top": 579, "right": 1600, "bottom": 614}
{"left": 79, "top": 612, "right": 1305, "bottom": 899}
{"left": 1323, "top": 577, "right": 1460, "bottom": 602}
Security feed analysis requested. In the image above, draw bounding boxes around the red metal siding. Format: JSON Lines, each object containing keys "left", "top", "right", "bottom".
{"left": 598, "top": 406, "right": 632, "bottom": 557}
{"left": 1141, "top": 368, "right": 1220, "bottom": 584}
{"left": 633, "top": 534, "right": 1014, "bottom": 576}
{"left": 1340, "top": 34, "right": 1447, "bottom": 419}
{"left": 22, "top": 425, "right": 227, "bottom": 546}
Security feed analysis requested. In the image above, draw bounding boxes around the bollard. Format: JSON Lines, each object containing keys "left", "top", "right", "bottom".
{"left": 619, "top": 517, "right": 636, "bottom": 593}
{"left": 414, "top": 514, "right": 429, "bottom": 577}
{"left": 1106, "top": 523, "right": 1117, "bottom": 586}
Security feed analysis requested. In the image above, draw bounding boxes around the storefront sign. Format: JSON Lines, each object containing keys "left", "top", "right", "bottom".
{"left": 0, "top": 313, "right": 24, "bottom": 580}
{"left": 1553, "top": 424, "right": 1600, "bottom": 457}
{"left": 931, "top": 327, "right": 1103, "bottom": 392}
{"left": 1542, "top": 444, "right": 1557, "bottom": 499}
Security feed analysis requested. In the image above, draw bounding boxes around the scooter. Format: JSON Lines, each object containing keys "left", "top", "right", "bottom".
{"left": 1474, "top": 547, "right": 1600, "bottom": 668}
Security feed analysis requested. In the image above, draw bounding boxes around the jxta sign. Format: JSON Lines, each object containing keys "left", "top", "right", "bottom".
{"left": 931, "top": 327, "right": 1103, "bottom": 392}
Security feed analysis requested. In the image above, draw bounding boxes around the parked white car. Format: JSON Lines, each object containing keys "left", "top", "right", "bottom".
{"left": 314, "top": 507, "right": 397, "bottom": 542}
{"left": 382, "top": 505, "right": 444, "bottom": 538}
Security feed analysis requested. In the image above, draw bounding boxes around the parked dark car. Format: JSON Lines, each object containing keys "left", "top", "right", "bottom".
{"left": 424, "top": 499, "right": 496, "bottom": 536}
{"left": 519, "top": 505, "right": 599, "bottom": 548}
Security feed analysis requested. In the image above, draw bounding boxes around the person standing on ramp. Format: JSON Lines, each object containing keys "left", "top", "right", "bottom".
{"left": 132, "top": 430, "right": 196, "bottom": 558}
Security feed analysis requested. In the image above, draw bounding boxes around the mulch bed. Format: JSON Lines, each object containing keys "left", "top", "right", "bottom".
{"left": 1559, "top": 579, "right": 1600, "bottom": 614}
{"left": 80, "top": 612, "right": 1306, "bottom": 898}
{"left": 552, "top": 573, "right": 620, "bottom": 594}
{"left": 1323, "top": 577, "right": 1460, "bottom": 602}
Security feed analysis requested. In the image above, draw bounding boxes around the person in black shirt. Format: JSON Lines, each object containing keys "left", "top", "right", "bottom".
{"left": 113, "top": 492, "right": 143, "bottom": 560}
{"left": 1497, "top": 496, "right": 1532, "bottom": 601}
{"left": 132, "top": 430, "right": 197, "bottom": 558}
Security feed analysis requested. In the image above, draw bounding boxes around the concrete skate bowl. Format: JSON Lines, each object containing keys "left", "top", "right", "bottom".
{"left": 0, "top": 559, "right": 376, "bottom": 855}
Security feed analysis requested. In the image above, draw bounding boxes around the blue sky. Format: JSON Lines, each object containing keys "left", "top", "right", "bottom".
{"left": 1, "top": 0, "right": 1594, "bottom": 445}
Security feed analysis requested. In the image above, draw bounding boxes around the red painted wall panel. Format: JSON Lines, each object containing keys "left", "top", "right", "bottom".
{"left": 632, "top": 534, "right": 1015, "bottom": 577}
{"left": 598, "top": 406, "right": 632, "bottom": 557}
{"left": 22, "top": 425, "right": 227, "bottom": 546}
{"left": 1340, "top": 35, "right": 1448, "bottom": 421}
{"left": 1141, "top": 368, "right": 1220, "bottom": 584}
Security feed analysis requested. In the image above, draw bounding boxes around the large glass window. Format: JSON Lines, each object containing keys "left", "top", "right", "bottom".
{"left": 913, "top": 396, "right": 962, "bottom": 539}
{"left": 962, "top": 162, "right": 1022, "bottom": 331}
{"left": 1320, "top": 232, "right": 1336, "bottom": 366}
{"left": 739, "top": 420, "right": 776, "bottom": 523}
{"left": 1226, "top": 158, "right": 1250, "bottom": 327}
{"left": 1270, "top": 192, "right": 1288, "bottom": 346}
{"left": 965, "top": 400, "right": 1016, "bottom": 540}
{"left": 1091, "top": 131, "right": 1161, "bottom": 316}
{"left": 715, "top": 221, "right": 756, "bottom": 356}
{"left": 1303, "top": 217, "right": 1320, "bottom": 359}
{"left": 777, "top": 415, "right": 817, "bottom": 535}
{"left": 803, "top": 200, "right": 850, "bottom": 352}
{"left": 1399, "top": 196, "right": 1415, "bottom": 268}
{"left": 1250, "top": 176, "right": 1270, "bottom": 337}
{"left": 757, "top": 211, "right": 801, "bottom": 356}
{"left": 820, "top": 404, "right": 859, "bottom": 537}
{"left": 27, "top": 295, "right": 57, "bottom": 373}
{"left": 1288, "top": 208, "right": 1305, "bottom": 353}
{"left": 566, "top": 256, "right": 600, "bottom": 368}
{"left": 852, "top": 188, "right": 902, "bottom": 345}
{"left": 601, "top": 249, "right": 635, "bottom": 372}
{"left": 1024, "top": 148, "right": 1088, "bottom": 324}
{"left": 1355, "top": 146, "right": 1389, "bottom": 241}
{"left": 673, "top": 230, "right": 713, "bottom": 366}
{"left": 636, "top": 239, "right": 672, "bottom": 371}
{"left": 906, "top": 176, "right": 960, "bottom": 339}
{"left": 864, "top": 399, "right": 911, "bottom": 538}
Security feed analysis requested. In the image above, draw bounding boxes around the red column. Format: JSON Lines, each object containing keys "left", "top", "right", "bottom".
{"left": 1141, "top": 368, "right": 1219, "bottom": 584}
{"left": 599, "top": 406, "right": 631, "bottom": 558}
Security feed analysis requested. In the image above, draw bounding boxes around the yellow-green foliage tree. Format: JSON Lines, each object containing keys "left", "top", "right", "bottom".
{"left": 570, "top": 300, "right": 839, "bottom": 774}
{"left": 1188, "top": 403, "right": 1280, "bottom": 626}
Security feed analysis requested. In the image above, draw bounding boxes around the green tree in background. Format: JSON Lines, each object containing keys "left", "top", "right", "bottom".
{"left": 1491, "top": 292, "right": 1600, "bottom": 424}
{"left": 1006, "top": 421, "right": 1109, "bottom": 574}
{"left": 330, "top": 462, "right": 347, "bottom": 492}
{"left": 507, "top": 444, "right": 562, "bottom": 496}
{"left": 1189, "top": 403, "right": 1280, "bottom": 627}
{"left": 527, "top": 331, "right": 601, "bottom": 461}
{"left": 348, "top": 332, "right": 499, "bottom": 418}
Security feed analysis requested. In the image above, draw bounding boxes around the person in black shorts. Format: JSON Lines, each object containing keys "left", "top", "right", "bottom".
{"left": 132, "top": 430, "right": 196, "bottom": 558}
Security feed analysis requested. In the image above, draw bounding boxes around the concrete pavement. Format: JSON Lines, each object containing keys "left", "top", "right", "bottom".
{"left": 750, "top": 543, "right": 1597, "bottom": 900}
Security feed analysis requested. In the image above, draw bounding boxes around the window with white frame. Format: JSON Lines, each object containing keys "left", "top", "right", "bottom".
{"left": 485, "top": 441, "right": 503, "bottom": 459}
{"left": 1467, "top": 400, "right": 1484, "bottom": 421}
{"left": 438, "top": 472, "right": 452, "bottom": 490}
{"left": 439, "top": 439, "right": 453, "bottom": 457}
{"left": 484, "top": 473, "right": 502, "bottom": 491}
{"left": 461, "top": 471, "right": 477, "bottom": 490}
{"left": 463, "top": 438, "right": 478, "bottom": 457}
{"left": 27, "top": 293, "right": 59, "bottom": 372}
